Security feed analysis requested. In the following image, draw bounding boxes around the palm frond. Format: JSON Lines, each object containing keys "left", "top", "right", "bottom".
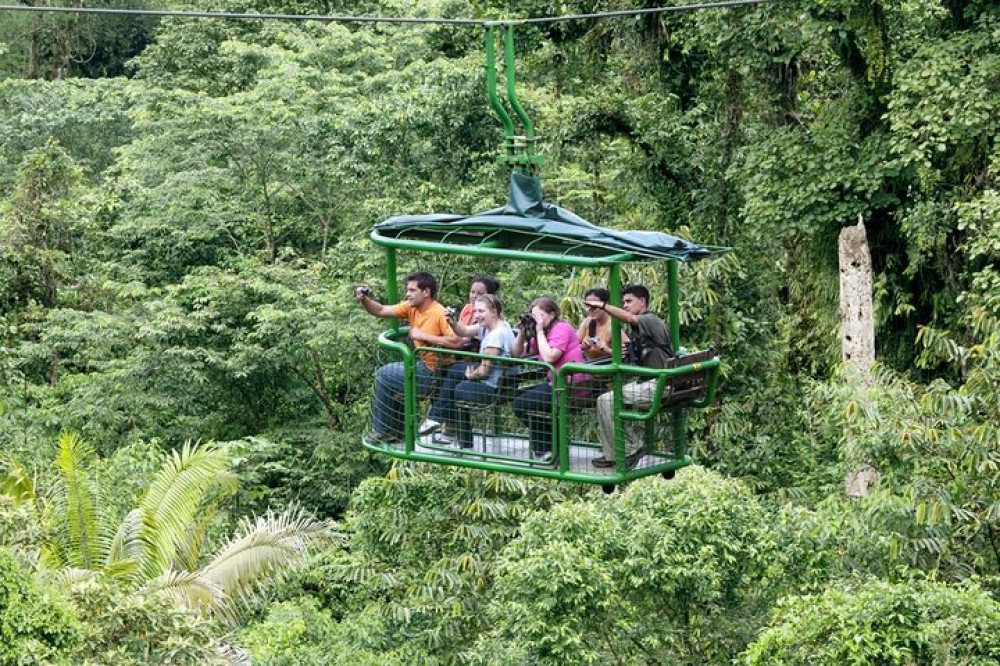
{"left": 106, "top": 508, "right": 145, "bottom": 575}
{"left": 200, "top": 506, "right": 329, "bottom": 606}
{"left": 1, "top": 455, "right": 37, "bottom": 506}
{"left": 107, "top": 508, "right": 144, "bottom": 563}
{"left": 50, "top": 567, "right": 101, "bottom": 588}
{"left": 136, "top": 441, "right": 238, "bottom": 579}
{"left": 52, "top": 432, "right": 104, "bottom": 570}
{"left": 145, "top": 568, "right": 224, "bottom": 612}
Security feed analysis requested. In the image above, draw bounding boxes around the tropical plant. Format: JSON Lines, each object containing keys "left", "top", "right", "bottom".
{"left": 473, "top": 466, "right": 792, "bottom": 665}
{"left": 1, "top": 433, "right": 331, "bottom": 619}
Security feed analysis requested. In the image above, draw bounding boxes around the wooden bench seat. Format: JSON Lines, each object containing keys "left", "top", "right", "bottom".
{"left": 659, "top": 348, "right": 716, "bottom": 407}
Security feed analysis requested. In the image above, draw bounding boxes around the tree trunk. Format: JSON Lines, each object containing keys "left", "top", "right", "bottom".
{"left": 840, "top": 215, "right": 879, "bottom": 498}
{"left": 839, "top": 215, "right": 875, "bottom": 380}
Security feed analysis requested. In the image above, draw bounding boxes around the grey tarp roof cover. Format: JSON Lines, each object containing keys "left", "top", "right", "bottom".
{"left": 374, "top": 172, "right": 724, "bottom": 263}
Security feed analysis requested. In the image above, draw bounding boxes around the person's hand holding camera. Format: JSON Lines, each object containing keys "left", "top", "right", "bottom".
{"left": 517, "top": 313, "right": 535, "bottom": 338}
{"left": 354, "top": 284, "right": 372, "bottom": 301}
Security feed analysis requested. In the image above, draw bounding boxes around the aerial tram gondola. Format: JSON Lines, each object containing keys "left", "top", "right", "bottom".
{"left": 362, "top": 24, "right": 725, "bottom": 491}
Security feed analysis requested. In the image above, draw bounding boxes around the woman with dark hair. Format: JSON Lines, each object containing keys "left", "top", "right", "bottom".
{"left": 511, "top": 296, "right": 588, "bottom": 460}
{"left": 458, "top": 276, "right": 501, "bottom": 328}
{"left": 577, "top": 287, "right": 627, "bottom": 360}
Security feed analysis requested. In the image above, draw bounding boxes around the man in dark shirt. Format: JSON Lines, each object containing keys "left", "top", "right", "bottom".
{"left": 583, "top": 285, "right": 673, "bottom": 469}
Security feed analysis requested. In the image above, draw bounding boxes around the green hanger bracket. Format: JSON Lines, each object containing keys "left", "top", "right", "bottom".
{"left": 485, "top": 23, "right": 545, "bottom": 174}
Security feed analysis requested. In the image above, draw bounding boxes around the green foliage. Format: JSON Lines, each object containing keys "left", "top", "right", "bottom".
{"left": 3, "top": 435, "right": 330, "bottom": 623}
{"left": 746, "top": 577, "right": 1000, "bottom": 665}
{"left": 0, "top": 140, "right": 86, "bottom": 312}
{"left": 67, "top": 577, "right": 228, "bottom": 666}
{"left": 320, "top": 465, "right": 578, "bottom": 662}
{"left": 836, "top": 309, "right": 1000, "bottom": 579}
{"left": 240, "top": 597, "right": 341, "bottom": 665}
{"left": 0, "top": 547, "right": 80, "bottom": 665}
{"left": 2, "top": 0, "right": 1000, "bottom": 659}
{"left": 0, "top": 495, "right": 47, "bottom": 554}
{"left": 0, "top": 0, "right": 156, "bottom": 79}
{"left": 230, "top": 431, "right": 385, "bottom": 520}
{"left": 0, "top": 78, "right": 135, "bottom": 189}
{"left": 477, "top": 467, "right": 790, "bottom": 665}
{"left": 239, "top": 597, "right": 401, "bottom": 666}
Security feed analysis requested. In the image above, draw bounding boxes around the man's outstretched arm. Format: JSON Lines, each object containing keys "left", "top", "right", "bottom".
{"left": 582, "top": 297, "right": 639, "bottom": 325}
{"left": 355, "top": 285, "right": 399, "bottom": 318}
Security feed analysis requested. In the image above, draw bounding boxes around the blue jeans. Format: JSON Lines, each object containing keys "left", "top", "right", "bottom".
{"left": 511, "top": 382, "right": 554, "bottom": 455}
{"left": 437, "top": 362, "right": 472, "bottom": 430}
{"left": 371, "top": 361, "right": 439, "bottom": 437}
{"left": 452, "top": 380, "right": 500, "bottom": 447}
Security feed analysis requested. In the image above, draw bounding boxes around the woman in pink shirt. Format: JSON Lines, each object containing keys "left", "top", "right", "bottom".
{"left": 511, "top": 296, "right": 589, "bottom": 461}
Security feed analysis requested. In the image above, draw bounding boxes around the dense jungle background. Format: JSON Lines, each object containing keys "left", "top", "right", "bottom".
{"left": 3, "top": 0, "right": 1000, "bottom": 663}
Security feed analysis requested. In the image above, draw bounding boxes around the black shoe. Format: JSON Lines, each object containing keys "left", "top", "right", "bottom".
{"left": 591, "top": 456, "right": 614, "bottom": 468}
{"left": 625, "top": 447, "right": 646, "bottom": 469}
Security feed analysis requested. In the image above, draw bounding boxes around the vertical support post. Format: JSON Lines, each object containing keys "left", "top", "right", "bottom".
{"left": 556, "top": 372, "right": 570, "bottom": 473}
{"left": 485, "top": 24, "right": 515, "bottom": 164}
{"left": 672, "top": 409, "right": 688, "bottom": 460}
{"left": 385, "top": 247, "right": 398, "bottom": 332}
{"left": 610, "top": 264, "right": 625, "bottom": 471}
{"left": 667, "top": 260, "right": 681, "bottom": 351}
{"left": 385, "top": 248, "right": 414, "bottom": 453}
{"left": 503, "top": 25, "right": 534, "bottom": 140}
{"left": 667, "top": 260, "right": 685, "bottom": 460}
{"left": 610, "top": 264, "right": 622, "bottom": 364}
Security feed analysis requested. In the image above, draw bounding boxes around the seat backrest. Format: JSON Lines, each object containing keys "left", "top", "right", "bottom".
{"left": 661, "top": 348, "right": 716, "bottom": 406}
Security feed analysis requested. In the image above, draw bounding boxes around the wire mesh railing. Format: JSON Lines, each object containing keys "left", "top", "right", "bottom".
{"left": 367, "top": 337, "right": 710, "bottom": 475}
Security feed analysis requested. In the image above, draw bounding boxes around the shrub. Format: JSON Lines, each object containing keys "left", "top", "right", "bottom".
{"left": 746, "top": 577, "right": 1000, "bottom": 665}
{"left": 0, "top": 547, "right": 80, "bottom": 664}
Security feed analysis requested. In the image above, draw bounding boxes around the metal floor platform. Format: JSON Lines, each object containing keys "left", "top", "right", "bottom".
{"left": 414, "top": 431, "right": 662, "bottom": 475}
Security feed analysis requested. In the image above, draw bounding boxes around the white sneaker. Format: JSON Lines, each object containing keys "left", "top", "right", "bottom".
{"left": 418, "top": 419, "right": 441, "bottom": 436}
{"left": 431, "top": 432, "right": 457, "bottom": 445}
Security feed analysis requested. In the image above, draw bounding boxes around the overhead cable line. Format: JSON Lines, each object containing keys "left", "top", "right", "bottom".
{"left": 0, "top": 0, "right": 772, "bottom": 26}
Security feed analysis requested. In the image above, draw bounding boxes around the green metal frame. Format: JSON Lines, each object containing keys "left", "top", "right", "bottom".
{"left": 364, "top": 235, "right": 722, "bottom": 487}
{"left": 361, "top": 24, "right": 722, "bottom": 487}
{"left": 485, "top": 23, "right": 544, "bottom": 172}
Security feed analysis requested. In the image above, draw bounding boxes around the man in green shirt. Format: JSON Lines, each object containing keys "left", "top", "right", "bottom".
{"left": 583, "top": 285, "right": 674, "bottom": 469}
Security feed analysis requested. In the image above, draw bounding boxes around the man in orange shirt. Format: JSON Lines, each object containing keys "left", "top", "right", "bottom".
{"left": 357, "top": 272, "right": 462, "bottom": 443}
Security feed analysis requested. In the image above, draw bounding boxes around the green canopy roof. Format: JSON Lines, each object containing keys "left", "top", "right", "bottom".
{"left": 372, "top": 172, "right": 727, "bottom": 267}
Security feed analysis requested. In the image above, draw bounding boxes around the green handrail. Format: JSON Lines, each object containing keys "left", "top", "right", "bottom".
{"left": 557, "top": 358, "right": 722, "bottom": 421}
